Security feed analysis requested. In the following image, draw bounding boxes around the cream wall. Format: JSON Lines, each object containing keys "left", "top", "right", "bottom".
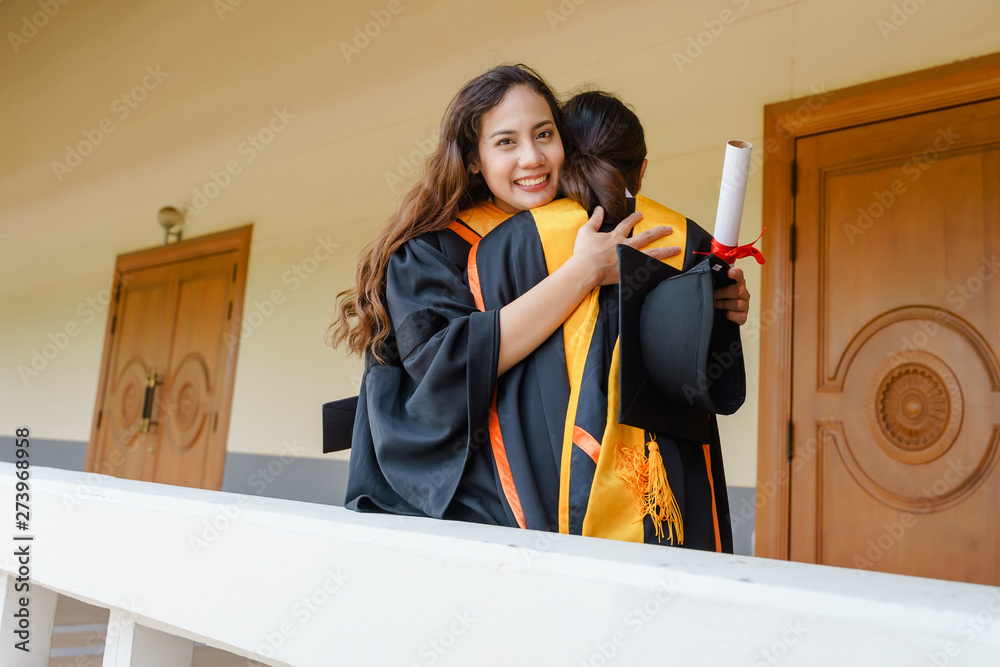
{"left": 1, "top": 0, "right": 998, "bottom": 487}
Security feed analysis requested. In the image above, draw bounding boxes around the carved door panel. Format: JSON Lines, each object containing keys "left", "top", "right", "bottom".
{"left": 90, "top": 263, "right": 176, "bottom": 482}
{"left": 790, "top": 97, "right": 1000, "bottom": 585}
{"left": 88, "top": 226, "right": 251, "bottom": 490}
{"left": 152, "top": 252, "right": 237, "bottom": 487}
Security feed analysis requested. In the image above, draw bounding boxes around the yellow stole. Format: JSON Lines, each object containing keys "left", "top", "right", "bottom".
{"left": 530, "top": 196, "right": 688, "bottom": 542}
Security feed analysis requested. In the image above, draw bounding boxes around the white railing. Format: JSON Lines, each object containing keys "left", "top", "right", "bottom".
{"left": 1, "top": 463, "right": 999, "bottom": 666}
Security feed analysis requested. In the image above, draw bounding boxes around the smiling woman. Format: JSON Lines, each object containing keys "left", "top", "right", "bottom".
{"left": 469, "top": 85, "right": 564, "bottom": 213}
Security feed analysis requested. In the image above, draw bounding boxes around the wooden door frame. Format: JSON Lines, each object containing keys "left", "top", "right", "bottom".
{"left": 85, "top": 224, "right": 253, "bottom": 490}
{"left": 756, "top": 53, "right": 1000, "bottom": 560}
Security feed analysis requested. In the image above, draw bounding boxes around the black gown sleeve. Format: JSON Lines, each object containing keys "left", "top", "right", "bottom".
{"left": 344, "top": 234, "right": 506, "bottom": 523}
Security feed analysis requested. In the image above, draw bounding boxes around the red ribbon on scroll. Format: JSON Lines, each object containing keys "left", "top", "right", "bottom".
{"left": 695, "top": 227, "right": 766, "bottom": 265}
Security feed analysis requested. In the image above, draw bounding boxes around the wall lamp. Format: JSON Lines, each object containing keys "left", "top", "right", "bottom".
{"left": 157, "top": 206, "right": 186, "bottom": 245}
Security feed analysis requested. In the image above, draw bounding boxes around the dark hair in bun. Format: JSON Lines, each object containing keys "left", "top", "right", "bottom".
{"left": 560, "top": 91, "right": 646, "bottom": 223}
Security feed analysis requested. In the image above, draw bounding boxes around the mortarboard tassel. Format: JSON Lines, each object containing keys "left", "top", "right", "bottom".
{"left": 615, "top": 437, "right": 684, "bottom": 544}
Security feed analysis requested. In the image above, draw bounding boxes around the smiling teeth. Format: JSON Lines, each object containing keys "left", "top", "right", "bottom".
{"left": 516, "top": 175, "right": 548, "bottom": 186}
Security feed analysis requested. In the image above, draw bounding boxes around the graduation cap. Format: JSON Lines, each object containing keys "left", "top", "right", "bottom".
{"left": 617, "top": 244, "right": 746, "bottom": 442}
{"left": 322, "top": 395, "right": 358, "bottom": 453}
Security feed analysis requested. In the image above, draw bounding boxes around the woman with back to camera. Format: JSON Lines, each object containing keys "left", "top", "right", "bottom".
{"left": 331, "top": 66, "right": 748, "bottom": 549}
{"left": 471, "top": 90, "right": 744, "bottom": 552}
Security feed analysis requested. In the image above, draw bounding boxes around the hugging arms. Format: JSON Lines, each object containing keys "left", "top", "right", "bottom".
{"left": 333, "top": 65, "right": 747, "bottom": 552}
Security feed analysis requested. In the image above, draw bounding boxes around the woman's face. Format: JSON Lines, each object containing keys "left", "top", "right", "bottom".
{"left": 471, "top": 85, "right": 564, "bottom": 214}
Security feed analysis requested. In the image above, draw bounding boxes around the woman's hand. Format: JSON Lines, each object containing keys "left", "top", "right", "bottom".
{"left": 714, "top": 266, "right": 750, "bottom": 325}
{"left": 571, "top": 206, "right": 681, "bottom": 287}
{"left": 497, "top": 206, "right": 689, "bottom": 376}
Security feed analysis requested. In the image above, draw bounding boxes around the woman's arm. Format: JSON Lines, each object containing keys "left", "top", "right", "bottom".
{"left": 496, "top": 206, "right": 678, "bottom": 376}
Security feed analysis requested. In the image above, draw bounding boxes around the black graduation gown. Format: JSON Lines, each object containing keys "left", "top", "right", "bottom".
{"left": 343, "top": 214, "right": 514, "bottom": 526}
{"left": 470, "top": 196, "right": 735, "bottom": 553}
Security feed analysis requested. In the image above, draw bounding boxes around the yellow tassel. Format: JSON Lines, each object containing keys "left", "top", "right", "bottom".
{"left": 615, "top": 438, "right": 684, "bottom": 544}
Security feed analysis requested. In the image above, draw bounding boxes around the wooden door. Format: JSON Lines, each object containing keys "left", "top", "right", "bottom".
{"left": 90, "top": 262, "right": 176, "bottom": 481}
{"left": 87, "top": 226, "right": 252, "bottom": 490}
{"left": 788, "top": 97, "right": 1000, "bottom": 584}
{"left": 153, "top": 252, "right": 239, "bottom": 487}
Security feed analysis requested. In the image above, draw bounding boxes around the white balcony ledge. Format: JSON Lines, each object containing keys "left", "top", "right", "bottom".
{"left": 1, "top": 463, "right": 998, "bottom": 666}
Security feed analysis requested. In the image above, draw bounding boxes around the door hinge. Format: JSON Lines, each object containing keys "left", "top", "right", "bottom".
{"left": 232, "top": 263, "right": 238, "bottom": 283}
{"left": 115, "top": 281, "right": 122, "bottom": 303}
{"left": 790, "top": 158, "right": 797, "bottom": 198}
{"left": 213, "top": 412, "right": 219, "bottom": 432}
{"left": 786, "top": 419, "right": 794, "bottom": 462}
{"left": 96, "top": 411, "right": 102, "bottom": 429}
{"left": 110, "top": 315, "right": 117, "bottom": 335}
{"left": 227, "top": 301, "right": 233, "bottom": 320}
{"left": 789, "top": 223, "right": 797, "bottom": 264}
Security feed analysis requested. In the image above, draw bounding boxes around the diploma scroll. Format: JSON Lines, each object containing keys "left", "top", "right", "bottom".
{"left": 711, "top": 140, "right": 765, "bottom": 265}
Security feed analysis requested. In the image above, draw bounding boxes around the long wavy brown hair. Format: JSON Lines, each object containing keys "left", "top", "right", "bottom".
{"left": 330, "top": 65, "right": 565, "bottom": 361}
{"left": 560, "top": 91, "right": 646, "bottom": 223}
